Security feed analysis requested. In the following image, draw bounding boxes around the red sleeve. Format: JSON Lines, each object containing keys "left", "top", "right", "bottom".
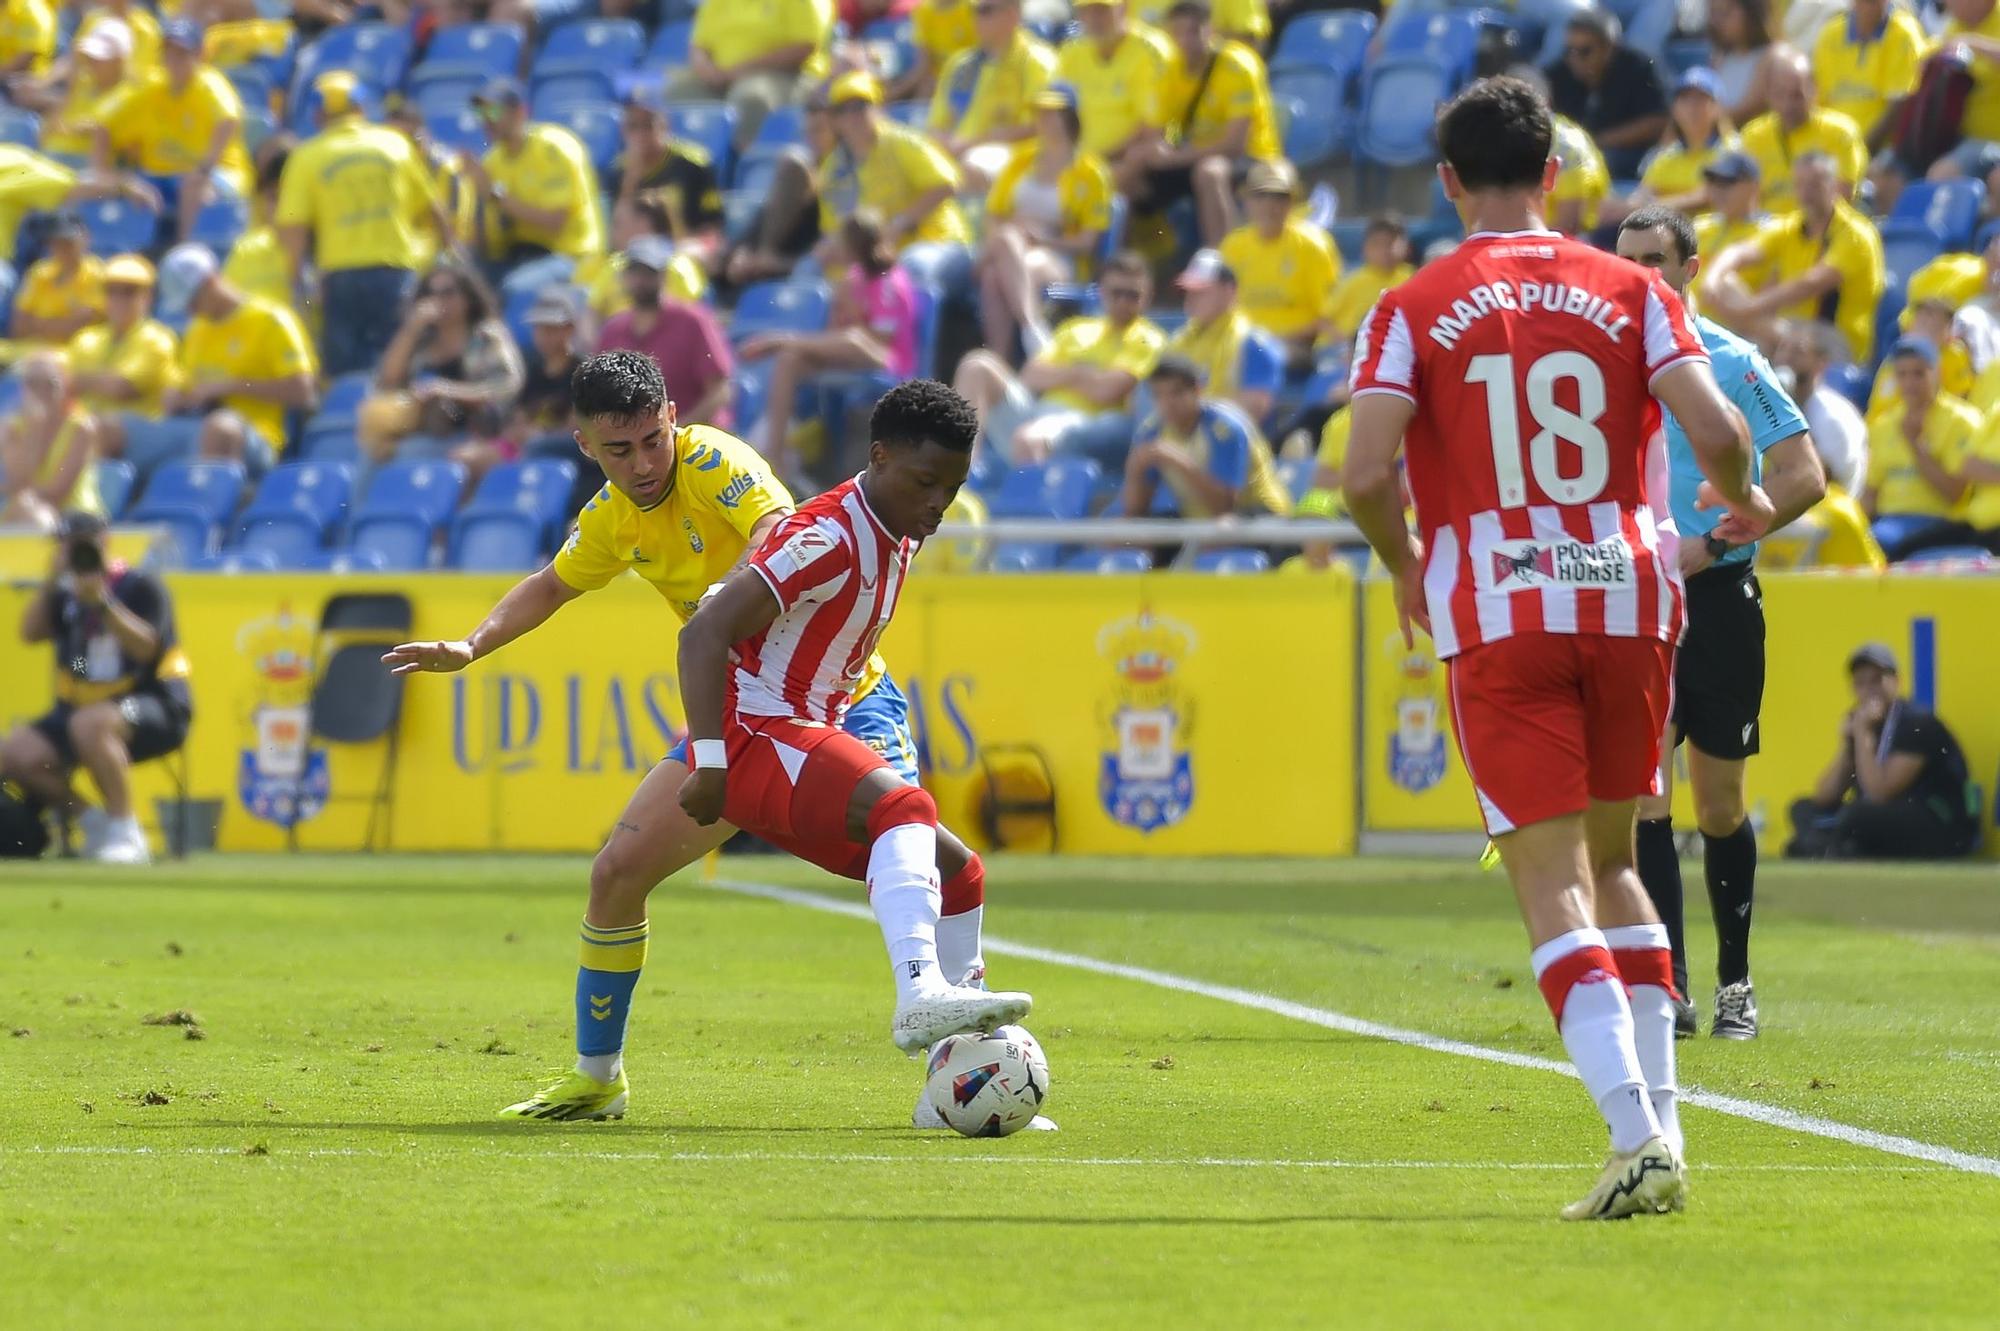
{"left": 1641, "top": 272, "right": 1708, "bottom": 384}
{"left": 1349, "top": 289, "right": 1418, "bottom": 404}
{"left": 749, "top": 513, "right": 851, "bottom": 613}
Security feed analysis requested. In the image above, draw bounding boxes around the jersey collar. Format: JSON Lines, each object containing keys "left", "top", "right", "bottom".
{"left": 1463, "top": 228, "right": 1564, "bottom": 242}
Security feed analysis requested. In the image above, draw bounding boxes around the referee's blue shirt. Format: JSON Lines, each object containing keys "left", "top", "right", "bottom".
{"left": 1663, "top": 313, "right": 1808, "bottom": 566}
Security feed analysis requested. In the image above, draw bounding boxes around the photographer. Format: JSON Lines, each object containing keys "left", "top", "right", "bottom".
{"left": 0, "top": 511, "right": 192, "bottom": 864}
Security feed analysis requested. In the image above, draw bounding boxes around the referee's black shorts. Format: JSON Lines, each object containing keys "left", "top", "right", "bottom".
{"left": 1672, "top": 561, "right": 1764, "bottom": 760}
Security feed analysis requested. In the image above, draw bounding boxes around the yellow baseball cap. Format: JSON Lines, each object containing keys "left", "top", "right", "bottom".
{"left": 829, "top": 70, "right": 883, "bottom": 107}
{"left": 315, "top": 70, "right": 360, "bottom": 116}
{"left": 1244, "top": 158, "right": 1300, "bottom": 197}
{"left": 103, "top": 254, "right": 155, "bottom": 288}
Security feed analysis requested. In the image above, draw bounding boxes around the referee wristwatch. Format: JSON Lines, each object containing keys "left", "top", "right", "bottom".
{"left": 1703, "top": 533, "right": 1732, "bottom": 561}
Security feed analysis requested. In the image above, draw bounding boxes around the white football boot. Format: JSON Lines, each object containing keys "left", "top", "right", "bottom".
{"left": 94, "top": 816, "right": 151, "bottom": 865}
{"left": 891, "top": 984, "right": 1032, "bottom": 1053}
{"left": 1560, "top": 1135, "right": 1687, "bottom": 1220}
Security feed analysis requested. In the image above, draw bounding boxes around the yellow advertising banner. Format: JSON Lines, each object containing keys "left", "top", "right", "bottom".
{"left": 1359, "top": 573, "right": 2000, "bottom": 855}
{"left": 1, "top": 569, "right": 1359, "bottom": 857}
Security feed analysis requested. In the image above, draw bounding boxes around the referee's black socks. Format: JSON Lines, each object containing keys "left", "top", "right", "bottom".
{"left": 1635, "top": 817, "right": 1689, "bottom": 998}
{"left": 1704, "top": 820, "right": 1758, "bottom": 988}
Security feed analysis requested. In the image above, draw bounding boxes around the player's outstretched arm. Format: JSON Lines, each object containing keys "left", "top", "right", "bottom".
{"left": 1342, "top": 391, "right": 1428, "bottom": 647}
{"left": 675, "top": 569, "right": 784, "bottom": 826}
{"left": 382, "top": 564, "right": 582, "bottom": 676}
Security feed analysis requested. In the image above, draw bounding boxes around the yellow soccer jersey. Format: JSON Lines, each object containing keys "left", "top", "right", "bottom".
{"left": 1321, "top": 262, "right": 1413, "bottom": 342}
{"left": 481, "top": 124, "right": 605, "bottom": 260}
{"left": 553, "top": 425, "right": 796, "bottom": 619}
{"left": 1812, "top": 10, "right": 1925, "bottom": 135}
{"left": 100, "top": 66, "right": 253, "bottom": 196}
{"left": 178, "top": 293, "right": 315, "bottom": 447}
{"left": 1739, "top": 107, "right": 1866, "bottom": 212}
{"left": 0, "top": 0, "right": 54, "bottom": 76}
{"left": 276, "top": 115, "right": 440, "bottom": 273}
{"left": 13, "top": 255, "right": 105, "bottom": 345}
{"left": 911, "top": 0, "right": 977, "bottom": 71}
{"left": 1219, "top": 216, "right": 1340, "bottom": 340}
{"left": 1162, "top": 39, "right": 1279, "bottom": 162}
{"left": 1745, "top": 201, "right": 1886, "bottom": 362}
{"left": 929, "top": 30, "right": 1055, "bottom": 143}
{"left": 817, "top": 122, "right": 969, "bottom": 249}
{"left": 1866, "top": 395, "right": 1981, "bottom": 518}
{"left": 691, "top": 0, "right": 831, "bottom": 80}
{"left": 1056, "top": 27, "right": 1170, "bottom": 158}
{"left": 1137, "top": 0, "right": 1268, "bottom": 45}
{"left": 67, "top": 316, "right": 180, "bottom": 418}
{"left": 1038, "top": 314, "right": 1166, "bottom": 413}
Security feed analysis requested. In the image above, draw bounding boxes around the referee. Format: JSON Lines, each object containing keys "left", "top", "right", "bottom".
{"left": 1614, "top": 208, "right": 1829, "bottom": 1040}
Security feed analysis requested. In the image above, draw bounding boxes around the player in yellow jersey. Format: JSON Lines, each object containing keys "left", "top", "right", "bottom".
{"left": 383, "top": 352, "right": 1022, "bottom": 1130}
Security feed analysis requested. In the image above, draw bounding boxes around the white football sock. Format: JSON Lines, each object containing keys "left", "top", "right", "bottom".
{"left": 1532, "top": 929, "right": 1662, "bottom": 1155}
{"left": 869, "top": 821, "right": 944, "bottom": 1002}
{"left": 937, "top": 905, "right": 984, "bottom": 986}
{"left": 1604, "top": 922, "right": 1683, "bottom": 1156}
{"left": 575, "top": 1053, "right": 620, "bottom": 1083}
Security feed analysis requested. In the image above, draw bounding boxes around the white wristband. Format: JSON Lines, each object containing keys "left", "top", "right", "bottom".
{"left": 691, "top": 739, "right": 728, "bottom": 770}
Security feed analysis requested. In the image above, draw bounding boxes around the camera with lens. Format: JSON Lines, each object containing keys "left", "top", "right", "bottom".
{"left": 66, "top": 534, "right": 105, "bottom": 576}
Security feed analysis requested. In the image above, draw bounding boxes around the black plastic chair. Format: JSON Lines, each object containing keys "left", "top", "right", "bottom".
{"left": 296, "top": 592, "right": 412, "bottom": 851}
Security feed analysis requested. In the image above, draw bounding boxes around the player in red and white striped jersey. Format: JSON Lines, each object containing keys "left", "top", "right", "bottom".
{"left": 677, "top": 381, "right": 1034, "bottom": 1058}
{"left": 1344, "top": 77, "right": 1775, "bottom": 1220}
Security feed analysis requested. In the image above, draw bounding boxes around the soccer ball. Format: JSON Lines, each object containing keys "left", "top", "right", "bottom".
{"left": 923, "top": 1025, "right": 1049, "bottom": 1138}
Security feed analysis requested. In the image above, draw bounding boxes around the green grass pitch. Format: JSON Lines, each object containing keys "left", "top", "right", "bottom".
{"left": 4, "top": 853, "right": 1997, "bottom": 1328}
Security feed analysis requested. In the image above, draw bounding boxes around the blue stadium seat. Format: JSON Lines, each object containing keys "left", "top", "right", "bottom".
{"left": 1278, "top": 456, "right": 1317, "bottom": 503}
{"left": 347, "top": 516, "right": 434, "bottom": 570}
{"left": 646, "top": 19, "right": 693, "bottom": 71}
{"left": 1872, "top": 271, "right": 1906, "bottom": 374}
{"left": 409, "top": 67, "right": 488, "bottom": 119}
{"left": 1270, "top": 10, "right": 1374, "bottom": 76}
{"left": 732, "top": 152, "right": 783, "bottom": 202}
{"left": 195, "top": 548, "right": 280, "bottom": 572}
{"left": 884, "top": 100, "right": 928, "bottom": 129}
{"left": 422, "top": 22, "right": 524, "bottom": 78}
{"left": 358, "top": 459, "right": 467, "bottom": 528}
{"left": 860, "top": 17, "right": 917, "bottom": 81}
{"left": 1879, "top": 220, "right": 1943, "bottom": 287}
{"left": 748, "top": 103, "right": 806, "bottom": 152}
{"left": 731, "top": 280, "right": 831, "bottom": 343}
{"left": 535, "top": 18, "right": 645, "bottom": 76}
{"left": 298, "top": 430, "right": 361, "bottom": 464}
{"left": 96, "top": 459, "right": 136, "bottom": 519}
{"left": 450, "top": 509, "right": 545, "bottom": 570}
{"left": 1272, "top": 66, "right": 1349, "bottom": 166}
{"left": 531, "top": 70, "right": 619, "bottom": 117}
{"left": 667, "top": 101, "right": 738, "bottom": 185}
{"left": 1063, "top": 548, "right": 1152, "bottom": 574}
{"left": 464, "top": 458, "right": 578, "bottom": 547}
{"left": 1662, "top": 39, "right": 1713, "bottom": 77}
{"left": 237, "top": 461, "right": 353, "bottom": 541}
{"left": 0, "top": 105, "right": 40, "bottom": 148}
{"left": 297, "top": 23, "right": 413, "bottom": 90}
{"left": 1377, "top": 9, "right": 1482, "bottom": 82}
{"left": 304, "top": 548, "right": 390, "bottom": 573}
{"left": 78, "top": 196, "right": 159, "bottom": 255}
{"left": 990, "top": 542, "right": 1060, "bottom": 572}
{"left": 546, "top": 101, "right": 622, "bottom": 175}
{"left": 1192, "top": 547, "right": 1272, "bottom": 574}
{"left": 131, "top": 460, "right": 246, "bottom": 564}
{"left": 1356, "top": 58, "right": 1453, "bottom": 167}
{"left": 1892, "top": 178, "right": 1986, "bottom": 252}
{"left": 990, "top": 458, "right": 1102, "bottom": 519}
{"left": 1901, "top": 545, "right": 1993, "bottom": 565}
{"left": 234, "top": 516, "right": 327, "bottom": 567}
{"left": 190, "top": 186, "right": 249, "bottom": 255}
{"left": 226, "top": 65, "right": 272, "bottom": 111}
{"left": 426, "top": 107, "right": 489, "bottom": 157}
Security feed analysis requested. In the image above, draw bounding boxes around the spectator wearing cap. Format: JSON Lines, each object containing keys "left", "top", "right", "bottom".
{"left": 1774, "top": 319, "right": 1869, "bottom": 493}
{"left": 1320, "top": 217, "right": 1412, "bottom": 349}
{"left": 927, "top": 0, "right": 1056, "bottom": 190}
{"left": 819, "top": 70, "right": 972, "bottom": 289}
{"left": 464, "top": 77, "right": 606, "bottom": 275}
{"left": 1861, "top": 335, "right": 1982, "bottom": 561}
{"left": 1738, "top": 47, "right": 1865, "bottom": 212}
{"left": 1632, "top": 67, "right": 1740, "bottom": 215}
{"left": 1, "top": 509, "right": 192, "bottom": 866}
{"left": 0, "top": 0, "right": 55, "bottom": 81}
{"left": 1706, "top": 150, "right": 1883, "bottom": 361}
{"left": 32, "top": 15, "right": 133, "bottom": 161}
{"left": 1811, "top": 0, "right": 1925, "bottom": 147}
{"left": 92, "top": 19, "right": 253, "bottom": 244}
{"left": 8, "top": 210, "right": 104, "bottom": 351}
{"left": 1787, "top": 644, "right": 1980, "bottom": 862}
{"left": 1218, "top": 159, "right": 1339, "bottom": 377}
{"left": 1691, "top": 149, "right": 1767, "bottom": 274}
{"left": 1054, "top": 0, "right": 1172, "bottom": 167}
{"left": 576, "top": 198, "right": 712, "bottom": 325}
{"left": 613, "top": 94, "right": 726, "bottom": 273}
{"left": 1120, "top": 0, "right": 1280, "bottom": 248}
{"left": 596, "top": 234, "right": 735, "bottom": 432}
{"left": 1, "top": 352, "right": 101, "bottom": 529}
{"left": 66, "top": 253, "right": 180, "bottom": 463}
{"left": 662, "top": 0, "right": 833, "bottom": 152}
{"left": 952, "top": 249, "right": 1164, "bottom": 465}
{"left": 1545, "top": 11, "right": 1667, "bottom": 178}
{"left": 370, "top": 258, "right": 523, "bottom": 466}
{"left": 741, "top": 209, "right": 919, "bottom": 482}
{"left": 72, "top": 0, "right": 160, "bottom": 75}
{"left": 1166, "top": 248, "right": 1281, "bottom": 425}
{"left": 496, "top": 285, "right": 585, "bottom": 469}
{"left": 278, "top": 71, "right": 450, "bottom": 378}
{"left": 977, "top": 82, "right": 1113, "bottom": 358}
{"left": 1121, "top": 352, "right": 1289, "bottom": 521}
{"left": 141, "top": 242, "right": 317, "bottom": 477}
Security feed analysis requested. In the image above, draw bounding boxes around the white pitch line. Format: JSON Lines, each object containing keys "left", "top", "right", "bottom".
{"left": 710, "top": 877, "right": 2000, "bottom": 1181}
{"left": 0, "top": 1145, "right": 1944, "bottom": 1174}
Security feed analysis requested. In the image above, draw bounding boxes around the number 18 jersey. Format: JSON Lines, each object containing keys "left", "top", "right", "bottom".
{"left": 1349, "top": 229, "right": 1709, "bottom": 659}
